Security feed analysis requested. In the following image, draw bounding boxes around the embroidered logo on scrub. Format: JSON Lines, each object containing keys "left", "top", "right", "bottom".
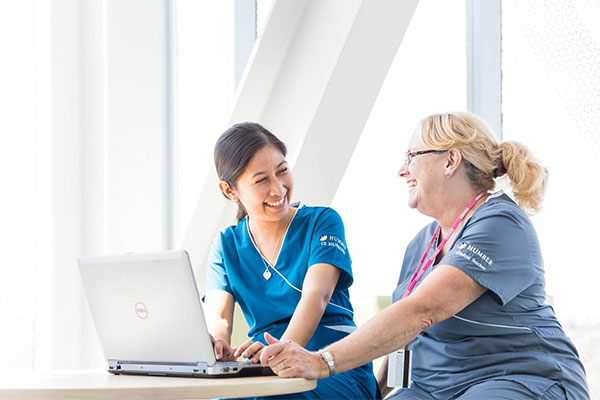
{"left": 455, "top": 241, "right": 493, "bottom": 270}
{"left": 319, "top": 234, "right": 347, "bottom": 255}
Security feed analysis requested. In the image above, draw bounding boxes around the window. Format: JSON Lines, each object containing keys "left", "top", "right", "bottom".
{"left": 332, "top": 0, "right": 467, "bottom": 298}
{"left": 502, "top": 0, "right": 600, "bottom": 395}
{"left": 173, "top": 1, "right": 260, "bottom": 247}
{"left": 0, "top": 1, "right": 48, "bottom": 371}
{"left": 172, "top": 1, "right": 238, "bottom": 246}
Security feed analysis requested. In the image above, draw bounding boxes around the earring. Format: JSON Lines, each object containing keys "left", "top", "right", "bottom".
{"left": 445, "top": 170, "right": 451, "bottom": 178}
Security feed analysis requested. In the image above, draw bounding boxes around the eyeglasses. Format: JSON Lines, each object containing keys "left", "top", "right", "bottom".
{"left": 405, "top": 149, "right": 446, "bottom": 166}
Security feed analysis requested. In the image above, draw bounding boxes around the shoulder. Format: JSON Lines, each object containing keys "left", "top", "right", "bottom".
{"left": 471, "top": 193, "right": 535, "bottom": 233}
{"left": 212, "top": 218, "right": 249, "bottom": 248}
{"left": 460, "top": 193, "right": 541, "bottom": 261}
{"left": 294, "top": 203, "right": 345, "bottom": 226}
{"left": 407, "top": 221, "right": 438, "bottom": 250}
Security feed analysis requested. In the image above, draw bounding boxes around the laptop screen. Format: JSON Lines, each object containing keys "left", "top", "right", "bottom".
{"left": 79, "top": 250, "right": 217, "bottom": 365}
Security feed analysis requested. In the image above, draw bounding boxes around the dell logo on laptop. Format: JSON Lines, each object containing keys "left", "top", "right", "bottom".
{"left": 135, "top": 302, "right": 148, "bottom": 319}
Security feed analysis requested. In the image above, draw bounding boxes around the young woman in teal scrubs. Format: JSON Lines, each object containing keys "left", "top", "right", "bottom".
{"left": 203, "top": 122, "right": 379, "bottom": 399}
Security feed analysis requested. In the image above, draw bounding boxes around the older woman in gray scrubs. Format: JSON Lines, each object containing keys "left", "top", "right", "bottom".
{"left": 260, "top": 112, "right": 589, "bottom": 399}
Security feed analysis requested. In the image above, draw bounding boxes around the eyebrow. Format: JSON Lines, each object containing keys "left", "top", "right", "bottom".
{"left": 251, "top": 161, "right": 288, "bottom": 178}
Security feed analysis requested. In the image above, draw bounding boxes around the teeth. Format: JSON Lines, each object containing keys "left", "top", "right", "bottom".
{"left": 408, "top": 180, "right": 417, "bottom": 188}
{"left": 266, "top": 197, "right": 285, "bottom": 207}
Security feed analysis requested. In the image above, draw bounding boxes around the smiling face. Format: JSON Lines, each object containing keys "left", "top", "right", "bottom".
{"left": 228, "top": 145, "right": 293, "bottom": 224}
{"left": 398, "top": 130, "right": 448, "bottom": 216}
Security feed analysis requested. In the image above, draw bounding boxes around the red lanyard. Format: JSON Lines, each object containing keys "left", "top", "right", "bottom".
{"left": 402, "top": 192, "right": 486, "bottom": 299}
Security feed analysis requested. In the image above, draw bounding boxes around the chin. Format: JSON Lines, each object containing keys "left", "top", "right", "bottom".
{"left": 407, "top": 193, "right": 418, "bottom": 209}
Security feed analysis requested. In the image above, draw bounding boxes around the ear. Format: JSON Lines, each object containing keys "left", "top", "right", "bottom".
{"left": 444, "top": 149, "right": 462, "bottom": 175}
{"left": 219, "top": 180, "right": 239, "bottom": 202}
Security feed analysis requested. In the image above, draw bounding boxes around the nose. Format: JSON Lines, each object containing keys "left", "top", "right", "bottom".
{"left": 398, "top": 162, "right": 409, "bottom": 178}
{"left": 270, "top": 175, "right": 285, "bottom": 196}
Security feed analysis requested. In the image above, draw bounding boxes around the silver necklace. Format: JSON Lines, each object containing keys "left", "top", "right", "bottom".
{"left": 259, "top": 228, "right": 283, "bottom": 280}
{"left": 249, "top": 211, "right": 295, "bottom": 280}
{"left": 261, "top": 258, "right": 273, "bottom": 280}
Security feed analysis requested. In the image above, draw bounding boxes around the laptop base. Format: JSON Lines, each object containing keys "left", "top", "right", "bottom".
{"left": 108, "top": 359, "right": 274, "bottom": 378}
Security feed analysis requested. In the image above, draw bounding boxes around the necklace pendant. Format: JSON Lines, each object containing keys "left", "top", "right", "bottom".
{"left": 263, "top": 269, "right": 272, "bottom": 280}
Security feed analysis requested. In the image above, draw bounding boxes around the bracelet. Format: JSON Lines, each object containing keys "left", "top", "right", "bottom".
{"left": 318, "top": 348, "right": 335, "bottom": 377}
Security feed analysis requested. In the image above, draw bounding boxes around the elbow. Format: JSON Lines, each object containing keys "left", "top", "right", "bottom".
{"left": 417, "top": 311, "right": 438, "bottom": 333}
{"left": 318, "top": 293, "right": 332, "bottom": 312}
{"left": 302, "top": 289, "right": 331, "bottom": 313}
{"left": 408, "top": 296, "right": 446, "bottom": 333}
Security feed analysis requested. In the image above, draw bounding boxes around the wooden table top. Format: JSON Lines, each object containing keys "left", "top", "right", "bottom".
{"left": 0, "top": 369, "right": 317, "bottom": 399}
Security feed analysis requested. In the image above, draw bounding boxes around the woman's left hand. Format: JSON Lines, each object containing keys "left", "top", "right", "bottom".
{"left": 233, "top": 338, "right": 266, "bottom": 364}
{"left": 260, "top": 333, "right": 330, "bottom": 380}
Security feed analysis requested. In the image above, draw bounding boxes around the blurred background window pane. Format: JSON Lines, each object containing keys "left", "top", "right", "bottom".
{"left": 332, "top": 0, "right": 467, "bottom": 299}
{"left": 0, "top": 1, "right": 43, "bottom": 371}
{"left": 502, "top": 0, "right": 600, "bottom": 396}
{"left": 173, "top": 1, "right": 238, "bottom": 246}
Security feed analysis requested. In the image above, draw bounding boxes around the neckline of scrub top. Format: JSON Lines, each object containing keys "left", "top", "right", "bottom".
{"left": 245, "top": 202, "right": 302, "bottom": 268}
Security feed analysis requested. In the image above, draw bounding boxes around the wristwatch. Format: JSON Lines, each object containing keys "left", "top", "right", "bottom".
{"left": 318, "top": 348, "right": 335, "bottom": 377}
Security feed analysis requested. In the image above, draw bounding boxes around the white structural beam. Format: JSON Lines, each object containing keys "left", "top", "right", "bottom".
{"left": 182, "top": 0, "right": 418, "bottom": 289}
{"left": 291, "top": 0, "right": 418, "bottom": 205}
{"left": 467, "top": 0, "right": 502, "bottom": 139}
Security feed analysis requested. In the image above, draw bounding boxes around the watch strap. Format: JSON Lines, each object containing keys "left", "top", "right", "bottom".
{"left": 318, "top": 348, "right": 335, "bottom": 377}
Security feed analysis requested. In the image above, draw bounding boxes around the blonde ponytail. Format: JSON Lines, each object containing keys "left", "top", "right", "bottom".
{"left": 499, "top": 141, "right": 548, "bottom": 215}
{"left": 420, "top": 112, "right": 548, "bottom": 215}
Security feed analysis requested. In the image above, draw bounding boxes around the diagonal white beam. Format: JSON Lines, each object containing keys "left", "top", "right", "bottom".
{"left": 181, "top": 0, "right": 418, "bottom": 289}
{"left": 292, "top": 0, "right": 418, "bottom": 205}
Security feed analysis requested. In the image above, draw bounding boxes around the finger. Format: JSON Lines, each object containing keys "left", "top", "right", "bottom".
{"left": 260, "top": 343, "right": 285, "bottom": 366}
{"left": 248, "top": 347, "right": 264, "bottom": 364}
{"left": 264, "top": 332, "right": 280, "bottom": 345}
{"left": 242, "top": 342, "right": 264, "bottom": 359}
{"left": 221, "top": 344, "right": 235, "bottom": 359}
{"left": 214, "top": 342, "right": 223, "bottom": 360}
{"left": 278, "top": 365, "right": 301, "bottom": 379}
{"left": 233, "top": 339, "right": 254, "bottom": 357}
{"left": 253, "top": 347, "right": 264, "bottom": 363}
{"left": 267, "top": 358, "right": 286, "bottom": 376}
{"left": 265, "top": 350, "right": 288, "bottom": 370}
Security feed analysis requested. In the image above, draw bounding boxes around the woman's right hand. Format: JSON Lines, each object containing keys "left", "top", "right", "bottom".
{"left": 233, "top": 338, "right": 266, "bottom": 364}
{"left": 210, "top": 334, "right": 237, "bottom": 361}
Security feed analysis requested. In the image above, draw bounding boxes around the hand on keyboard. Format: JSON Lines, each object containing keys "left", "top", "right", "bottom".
{"left": 210, "top": 334, "right": 237, "bottom": 361}
{"left": 234, "top": 338, "right": 265, "bottom": 364}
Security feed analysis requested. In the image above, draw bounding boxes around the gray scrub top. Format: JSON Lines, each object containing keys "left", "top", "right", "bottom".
{"left": 392, "top": 193, "right": 589, "bottom": 399}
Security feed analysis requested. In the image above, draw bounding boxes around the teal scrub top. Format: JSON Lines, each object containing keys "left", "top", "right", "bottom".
{"left": 204, "top": 203, "right": 380, "bottom": 400}
{"left": 393, "top": 193, "right": 589, "bottom": 399}
{"left": 205, "top": 203, "right": 356, "bottom": 349}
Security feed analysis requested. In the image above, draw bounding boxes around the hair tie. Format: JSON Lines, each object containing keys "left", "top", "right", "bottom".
{"left": 494, "top": 152, "right": 507, "bottom": 178}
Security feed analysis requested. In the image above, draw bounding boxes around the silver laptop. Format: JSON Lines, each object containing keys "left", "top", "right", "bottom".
{"left": 78, "top": 250, "right": 273, "bottom": 377}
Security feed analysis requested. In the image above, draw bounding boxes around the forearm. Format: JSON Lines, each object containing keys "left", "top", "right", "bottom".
{"left": 281, "top": 290, "right": 328, "bottom": 346}
{"left": 208, "top": 318, "right": 232, "bottom": 343}
{"left": 204, "top": 290, "right": 235, "bottom": 344}
{"left": 260, "top": 265, "right": 487, "bottom": 381}
{"left": 327, "top": 296, "right": 429, "bottom": 374}
{"left": 326, "top": 266, "right": 486, "bottom": 375}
